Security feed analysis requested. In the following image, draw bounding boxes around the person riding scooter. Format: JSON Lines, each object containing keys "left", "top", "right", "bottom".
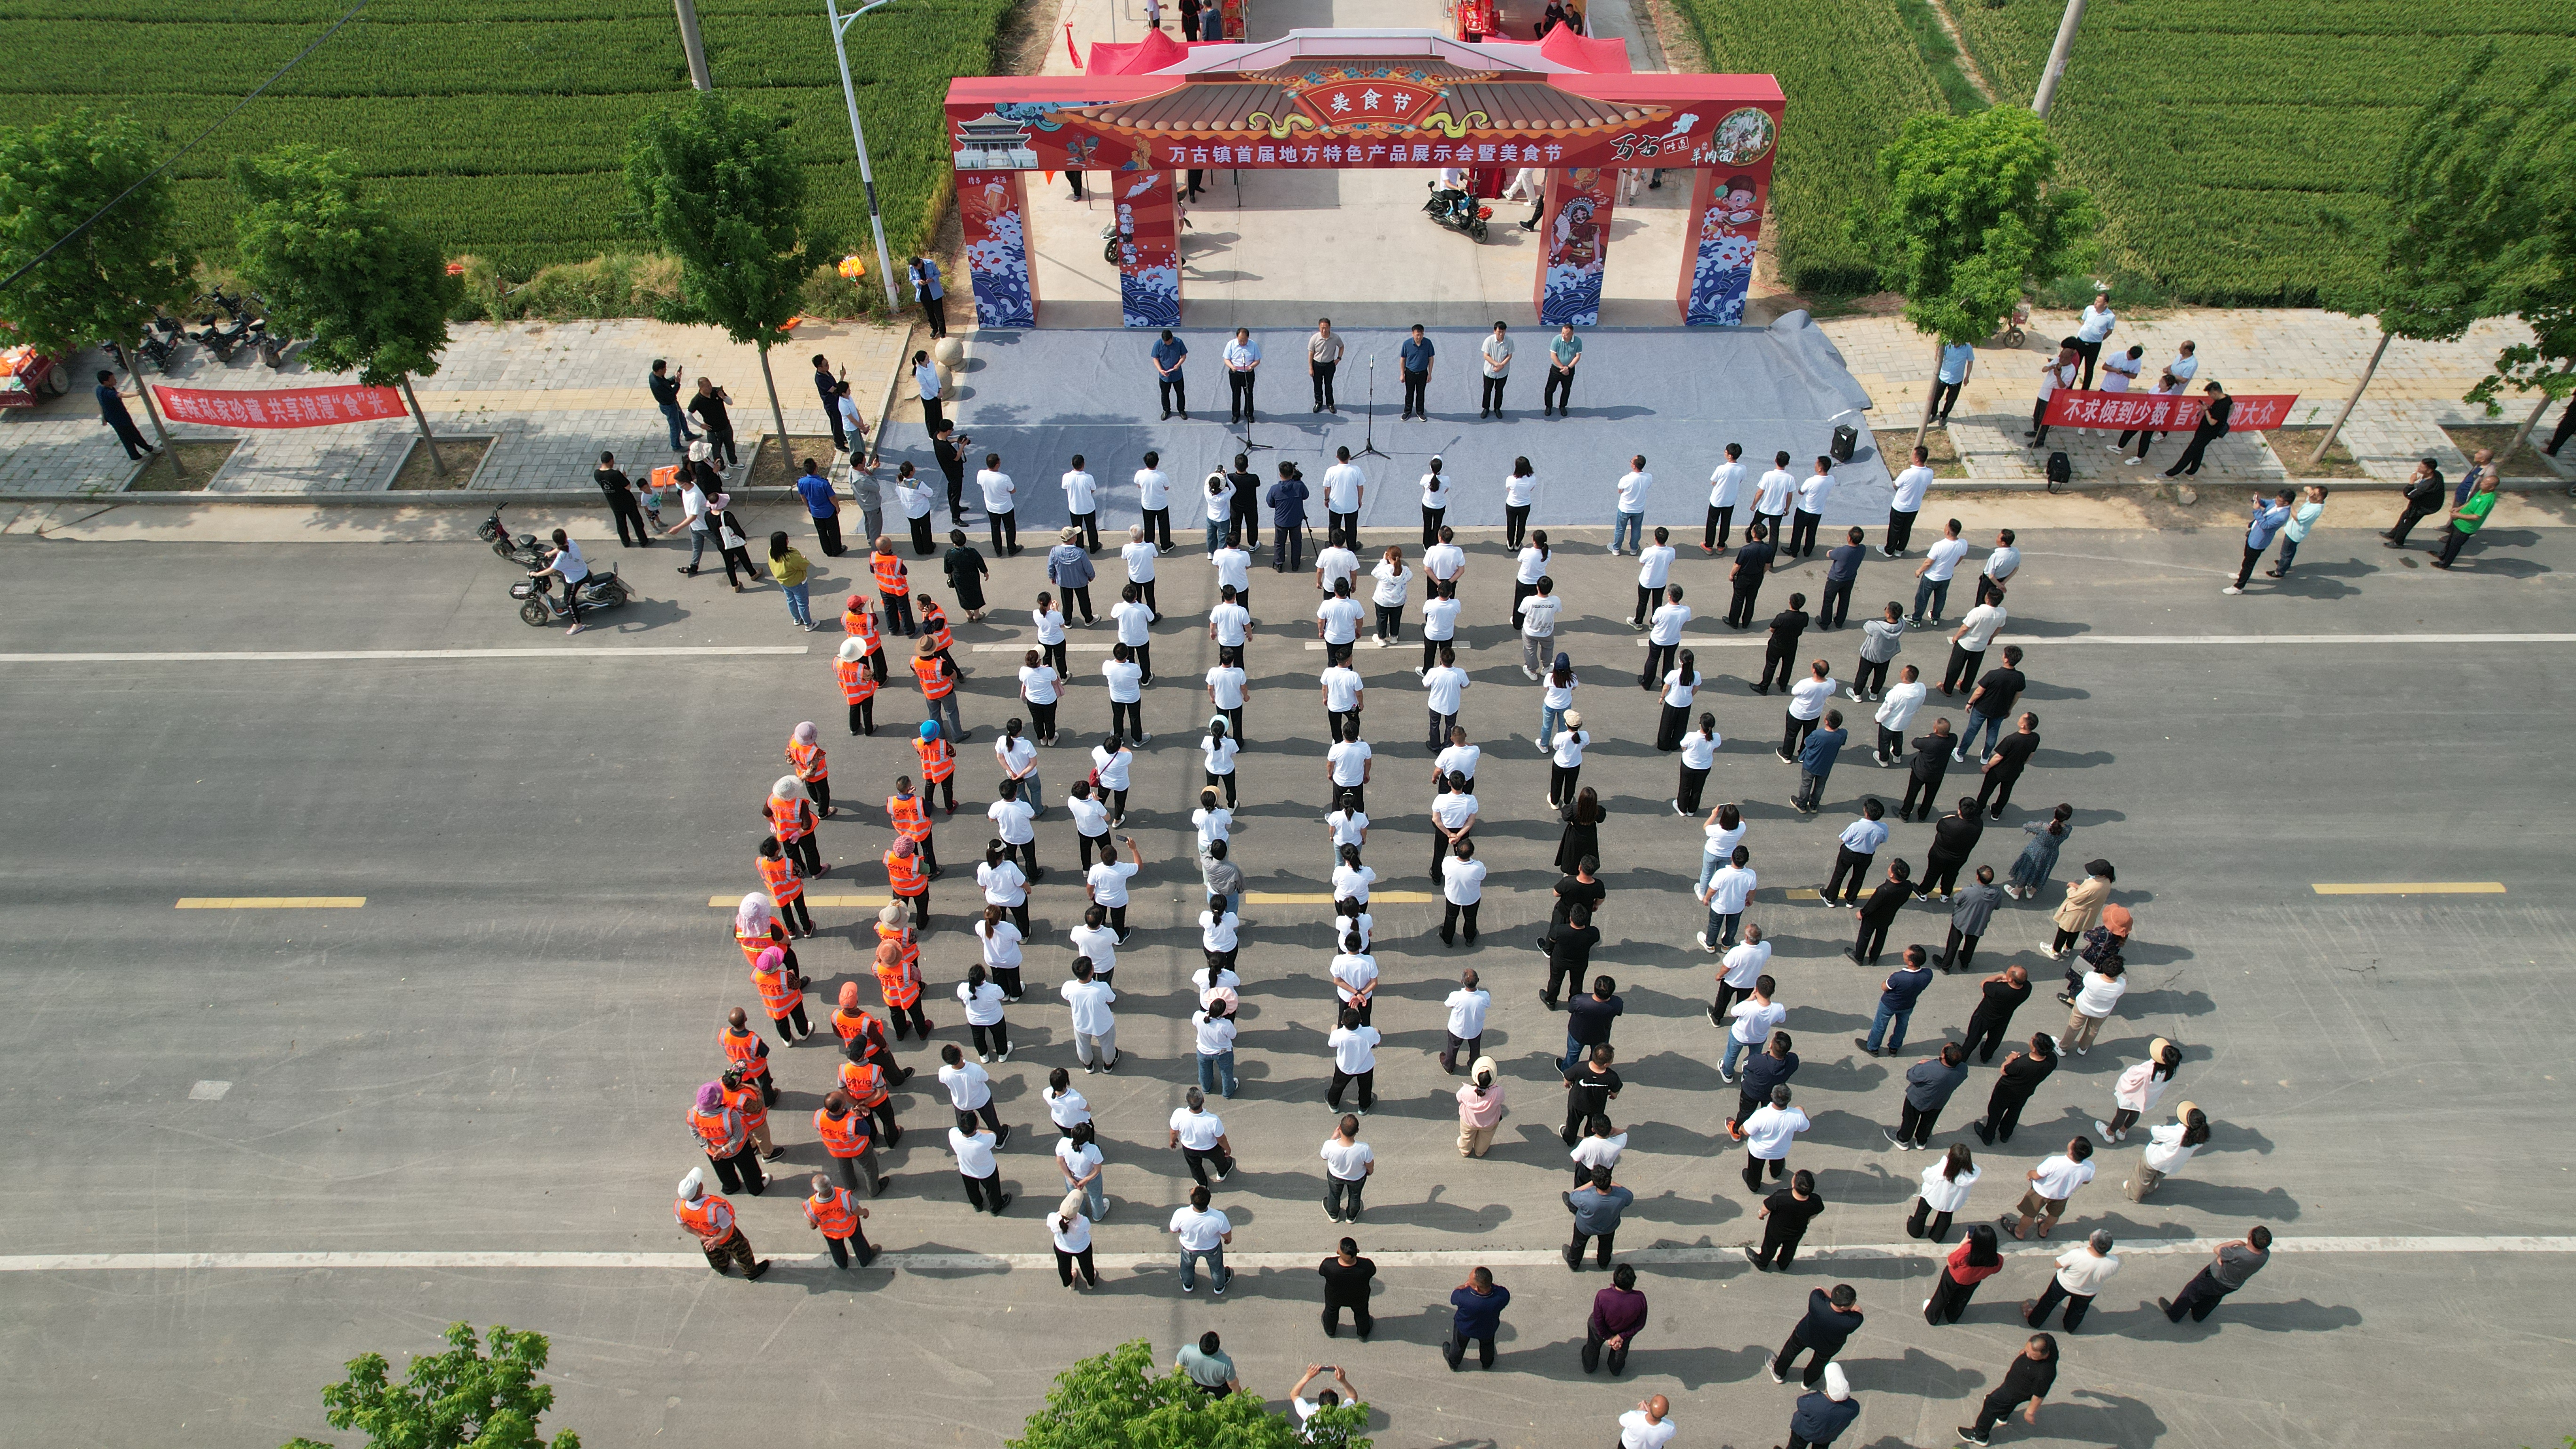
{"left": 530, "top": 528, "right": 592, "bottom": 636}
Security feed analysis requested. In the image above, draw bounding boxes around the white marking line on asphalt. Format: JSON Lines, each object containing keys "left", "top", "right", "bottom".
{"left": 969, "top": 643, "right": 1113, "bottom": 652}
{"left": 8, "top": 1237, "right": 2570, "bottom": 1274}
{"left": 0, "top": 647, "right": 811, "bottom": 662}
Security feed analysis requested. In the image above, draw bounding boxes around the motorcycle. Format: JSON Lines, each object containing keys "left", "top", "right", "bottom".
{"left": 477, "top": 506, "right": 548, "bottom": 568}
{"left": 513, "top": 564, "right": 631, "bottom": 627}
{"left": 1423, "top": 185, "right": 1491, "bottom": 244}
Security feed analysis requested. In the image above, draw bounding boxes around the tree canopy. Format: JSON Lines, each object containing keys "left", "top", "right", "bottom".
{"left": 1848, "top": 105, "right": 2097, "bottom": 349}
{"left": 231, "top": 145, "right": 459, "bottom": 387}
{"left": 0, "top": 108, "right": 194, "bottom": 357}
{"left": 1007, "top": 1339, "right": 1370, "bottom": 1449}
{"left": 283, "top": 1322, "right": 580, "bottom": 1449}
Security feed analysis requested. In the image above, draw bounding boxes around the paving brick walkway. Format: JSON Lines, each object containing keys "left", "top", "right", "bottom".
{"left": 0, "top": 318, "right": 910, "bottom": 496}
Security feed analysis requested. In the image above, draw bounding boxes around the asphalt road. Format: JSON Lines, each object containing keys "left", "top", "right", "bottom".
{"left": 2, "top": 505, "right": 2572, "bottom": 1449}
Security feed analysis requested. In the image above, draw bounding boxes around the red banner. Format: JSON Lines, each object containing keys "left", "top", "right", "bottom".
{"left": 2041, "top": 390, "right": 2298, "bottom": 433}
{"left": 151, "top": 384, "right": 408, "bottom": 429}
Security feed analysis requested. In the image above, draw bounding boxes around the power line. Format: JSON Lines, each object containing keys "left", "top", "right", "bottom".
{"left": 0, "top": 0, "right": 369, "bottom": 297}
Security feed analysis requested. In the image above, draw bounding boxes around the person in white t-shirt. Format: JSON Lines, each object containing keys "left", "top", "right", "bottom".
{"left": 1617, "top": 1396, "right": 1678, "bottom": 1449}
{"left": 1885, "top": 444, "right": 1935, "bottom": 556}
{"left": 1435, "top": 727, "right": 1481, "bottom": 786}
{"left": 1110, "top": 584, "right": 1156, "bottom": 683}
{"left": 1314, "top": 539, "right": 1359, "bottom": 596}
{"left": 1753, "top": 450, "right": 1797, "bottom": 529}
{"left": 1101, "top": 645, "right": 1146, "bottom": 744}
{"left": 1061, "top": 455, "right": 1100, "bottom": 554}
{"left": 1422, "top": 645, "right": 1471, "bottom": 750}
{"left": 1441, "top": 967, "right": 1489, "bottom": 1074}
{"left": 1319, "top": 660, "right": 1364, "bottom": 742}
{"left": 1547, "top": 710, "right": 1590, "bottom": 809}
{"left": 1782, "top": 660, "right": 1839, "bottom": 762}
{"left": 1611, "top": 455, "right": 1654, "bottom": 555}
{"left": 975, "top": 453, "right": 1019, "bottom": 556}
{"left": 1320, "top": 1115, "right": 1376, "bottom": 1222}
{"left": 1327, "top": 1008, "right": 1381, "bottom": 1111}
{"left": 1640, "top": 584, "right": 1692, "bottom": 690}
{"left": 1085, "top": 836, "right": 1143, "bottom": 937}
{"left": 1290, "top": 1366, "right": 1360, "bottom": 1436}
{"left": 1321, "top": 446, "right": 1367, "bottom": 549}
{"left": 1417, "top": 458, "right": 1454, "bottom": 547}
{"left": 1325, "top": 792, "right": 1369, "bottom": 873}
{"left": 1674, "top": 708, "right": 1720, "bottom": 815}
{"left": 2009, "top": 1137, "right": 2099, "bottom": 1240}
{"left": 1789, "top": 456, "right": 1837, "bottom": 559}
{"left": 1738, "top": 1084, "right": 1810, "bottom": 1192}
{"left": 1316, "top": 578, "right": 1365, "bottom": 666}
{"left": 1418, "top": 578, "right": 1462, "bottom": 677}
{"left": 1369, "top": 546, "right": 1412, "bottom": 645}
{"left": 2025, "top": 342, "right": 2081, "bottom": 448}
{"left": 1519, "top": 578, "right": 1563, "bottom": 679}
{"left": 1210, "top": 540, "right": 1255, "bottom": 621}
{"left": 1326, "top": 724, "right": 1374, "bottom": 813}
{"left": 1706, "top": 441, "right": 1748, "bottom": 552}
{"left": 1167, "top": 1183, "right": 1233, "bottom": 1292}
{"left": 1632, "top": 527, "right": 1678, "bottom": 628}
{"left": 1424, "top": 526, "right": 1466, "bottom": 589}
{"left": 1912, "top": 518, "right": 1970, "bottom": 625}
{"left": 1121, "top": 524, "right": 1160, "bottom": 615}
{"left": 1134, "top": 449, "right": 1174, "bottom": 553}
{"left": 1503, "top": 456, "right": 1542, "bottom": 549}
{"left": 1206, "top": 646, "right": 1248, "bottom": 740}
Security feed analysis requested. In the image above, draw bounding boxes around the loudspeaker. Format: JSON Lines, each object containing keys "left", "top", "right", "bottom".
{"left": 1830, "top": 424, "right": 1858, "bottom": 463}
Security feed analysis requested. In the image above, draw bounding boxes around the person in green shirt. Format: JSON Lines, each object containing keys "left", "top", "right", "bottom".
{"left": 1174, "top": 1330, "right": 1241, "bottom": 1396}
{"left": 1544, "top": 324, "right": 1583, "bottom": 417}
{"left": 2431, "top": 472, "right": 2499, "bottom": 570}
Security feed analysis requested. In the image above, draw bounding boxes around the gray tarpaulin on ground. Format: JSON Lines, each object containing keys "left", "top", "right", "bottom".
{"left": 872, "top": 313, "right": 1891, "bottom": 536}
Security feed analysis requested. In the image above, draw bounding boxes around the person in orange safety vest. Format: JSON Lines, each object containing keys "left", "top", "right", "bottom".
{"left": 916, "top": 593, "right": 958, "bottom": 668}
{"left": 872, "top": 926, "right": 931, "bottom": 1040}
{"left": 884, "top": 836, "right": 931, "bottom": 928}
{"left": 888, "top": 773, "right": 942, "bottom": 875}
{"left": 837, "top": 1040, "right": 902, "bottom": 1143}
{"left": 753, "top": 946, "right": 812, "bottom": 1045}
{"left": 733, "top": 892, "right": 798, "bottom": 978}
{"left": 831, "top": 980, "right": 908, "bottom": 1081}
{"left": 805, "top": 1171, "right": 880, "bottom": 1269}
{"left": 786, "top": 721, "right": 833, "bottom": 817}
{"left": 835, "top": 635, "right": 879, "bottom": 736}
{"left": 721, "top": 1064, "right": 782, "bottom": 1160}
{"left": 721, "top": 1006, "right": 779, "bottom": 1106}
{"left": 756, "top": 836, "right": 814, "bottom": 937}
{"left": 914, "top": 721, "right": 959, "bottom": 815}
{"left": 816, "top": 1089, "right": 887, "bottom": 1199}
{"left": 844, "top": 591, "right": 888, "bottom": 681}
{"left": 914, "top": 641, "right": 964, "bottom": 746}
{"left": 675, "top": 1166, "right": 768, "bottom": 1278}
{"left": 764, "top": 775, "right": 824, "bottom": 878}
{"left": 687, "top": 1081, "right": 766, "bottom": 1196}
{"left": 870, "top": 537, "right": 916, "bottom": 636}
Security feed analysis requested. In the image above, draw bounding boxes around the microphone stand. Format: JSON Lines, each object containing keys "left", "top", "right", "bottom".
{"left": 1353, "top": 352, "right": 1388, "bottom": 460}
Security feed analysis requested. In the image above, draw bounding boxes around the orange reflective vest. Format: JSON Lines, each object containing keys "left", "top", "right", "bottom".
{"left": 735, "top": 922, "right": 786, "bottom": 970}
{"left": 884, "top": 846, "right": 926, "bottom": 896}
{"left": 675, "top": 1192, "right": 736, "bottom": 1243}
{"left": 843, "top": 600, "right": 870, "bottom": 636}
{"left": 788, "top": 739, "right": 828, "bottom": 784}
{"left": 920, "top": 608, "right": 954, "bottom": 654}
{"left": 757, "top": 852, "right": 803, "bottom": 906}
{"left": 721, "top": 1079, "right": 768, "bottom": 1132}
{"left": 838, "top": 1058, "right": 891, "bottom": 1109}
{"left": 875, "top": 923, "right": 918, "bottom": 974}
{"left": 913, "top": 734, "right": 955, "bottom": 782}
{"left": 814, "top": 1105, "right": 870, "bottom": 1157}
{"left": 872, "top": 942, "right": 920, "bottom": 1009}
{"left": 688, "top": 1104, "right": 748, "bottom": 1158}
{"left": 830, "top": 1004, "right": 872, "bottom": 1046}
{"left": 837, "top": 657, "right": 878, "bottom": 705}
{"left": 753, "top": 962, "right": 801, "bottom": 1020}
{"left": 912, "top": 654, "right": 954, "bottom": 700}
{"left": 805, "top": 1184, "right": 860, "bottom": 1239}
{"left": 719, "top": 1025, "right": 771, "bottom": 1082}
{"left": 871, "top": 552, "right": 908, "bottom": 596}
{"left": 766, "top": 794, "right": 814, "bottom": 843}
{"left": 887, "top": 793, "right": 931, "bottom": 840}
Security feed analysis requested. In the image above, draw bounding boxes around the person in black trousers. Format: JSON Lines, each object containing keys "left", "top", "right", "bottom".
{"left": 1726, "top": 523, "right": 1776, "bottom": 628}
{"left": 1319, "top": 1236, "right": 1377, "bottom": 1338}
{"left": 2383, "top": 458, "right": 2446, "bottom": 548}
{"left": 1916, "top": 797, "right": 1985, "bottom": 899}
{"left": 1970, "top": 1032, "right": 2056, "bottom": 1144}
{"left": 1960, "top": 1335, "right": 2057, "bottom": 1447}
{"left": 1747, "top": 1169, "right": 1825, "bottom": 1271}
{"left": 2160, "top": 1225, "right": 2271, "bottom": 1324}
{"left": 596, "top": 451, "right": 648, "bottom": 546}
{"left": 1850, "top": 861, "right": 1912, "bottom": 965}
{"left": 1769, "top": 1284, "right": 1862, "bottom": 1388}
{"left": 1974, "top": 713, "right": 2041, "bottom": 819}
{"left": 2163, "top": 383, "right": 2233, "bottom": 477}
{"left": 1899, "top": 720, "right": 1954, "bottom": 821}
{"left": 932, "top": 422, "right": 969, "bottom": 522}
{"left": 95, "top": 370, "right": 155, "bottom": 459}
{"left": 1961, "top": 964, "right": 2032, "bottom": 1063}
{"left": 1754, "top": 593, "right": 1809, "bottom": 692}
{"left": 1891, "top": 1042, "right": 1969, "bottom": 1149}
{"left": 1826, "top": 797, "right": 1886, "bottom": 904}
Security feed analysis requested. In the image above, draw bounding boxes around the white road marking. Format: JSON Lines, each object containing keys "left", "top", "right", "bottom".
{"left": 187, "top": 1081, "right": 231, "bottom": 1101}
{"left": 0, "top": 647, "right": 811, "bottom": 662}
{"left": 6, "top": 1236, "right": 2566, "bottom": 1274}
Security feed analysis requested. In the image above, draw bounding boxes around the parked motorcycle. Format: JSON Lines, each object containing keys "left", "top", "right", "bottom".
{"left": 477, "top": 506, "right": 548, "bottom": 568}
{"left": 191, "top": 313, "right": 266, "bottom": 363}
{"left": 1423, "top": 186, "right": 1491, "bottom": 243}
{"left": 513, "top": 564, "right": 631, "bottom": 627}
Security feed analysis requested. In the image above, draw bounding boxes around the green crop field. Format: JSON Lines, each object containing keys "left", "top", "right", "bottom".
{"left": 1950, "top": 0, "right": 2576, "bottom": 306}
{"left": 0, "top": 0, "right": 1013, "bottom": 281}
{"left": 1666, "top": 0, "right": 1956, "bottom": 294}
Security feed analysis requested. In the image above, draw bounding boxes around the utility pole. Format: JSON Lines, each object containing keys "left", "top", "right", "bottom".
{"left": 675, "top": 0, "right": 713, "bottom": 90}
{"left": 2030, "top": 0, "right": 2086, "bottom": 118}
{"left": 826, "top": 0, "right": 904, "bottom": 318}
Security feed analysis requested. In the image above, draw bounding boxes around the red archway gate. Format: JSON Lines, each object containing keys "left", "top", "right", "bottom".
{"left": 945, "top": 32, "right": 1780, "bottom": 330}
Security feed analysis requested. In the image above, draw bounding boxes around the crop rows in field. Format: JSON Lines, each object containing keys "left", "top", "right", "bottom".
{"left": 1951, "top": 0, "right": 2576, "bottom": 306}
{"left": 1666, "top": 0, "right": 1951, "bottom": 294}
{"left": 0, "top": 0, "right": 1011, "bottom": 279}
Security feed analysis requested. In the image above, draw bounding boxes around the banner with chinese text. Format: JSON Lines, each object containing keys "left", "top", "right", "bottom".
{"left": 2041, "top": 391, "right": 2298, "bottom": 433}
{"left": 151, "top": 384, "right": 408, "bottom": 429}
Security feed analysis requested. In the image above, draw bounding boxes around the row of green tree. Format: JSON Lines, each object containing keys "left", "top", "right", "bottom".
{"left": 0, "top": 92, "right": 813, "bottom": 479}
{"left": 276, "top": 1325, "right": 1368, "bottom": 1449}
{"left": 1852, "top": 49, "right": 2576, "bottom": 463}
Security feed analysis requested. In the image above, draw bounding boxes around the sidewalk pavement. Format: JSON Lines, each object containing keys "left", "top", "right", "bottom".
{"left": 0, "top": 318, "right": 910, "bottom": 497}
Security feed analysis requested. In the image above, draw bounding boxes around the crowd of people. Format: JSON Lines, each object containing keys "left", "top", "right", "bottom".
{"left": 659, "top": 390, "right": 2270, "bottom": 1448}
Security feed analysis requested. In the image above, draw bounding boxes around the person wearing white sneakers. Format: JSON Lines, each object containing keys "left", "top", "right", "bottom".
{"left": 1611, "top": 455, "right": 1653, "bottom": 555}
{"left": 1873, "top": 664, "right": 1929, "bottom": 767}
{"left": 1632, "top": 527, "right": 1677, "bottom": 626}
{"left": 2096, "top": 1037, "right": 2180, "bottom": 1144}
{"left": 1697, "top": 841, "right": 1756, "bottom": 953}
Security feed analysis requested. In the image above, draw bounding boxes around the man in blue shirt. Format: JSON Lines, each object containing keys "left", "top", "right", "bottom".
{"left": 1860, "top": 943, "right": 1935, "bottom": 1054}
{"left": 794, "top": 459, "right": 844, "bottom": 556}
{"left": 2226, "top": 488, "right": 2295, "bottom": 594}
{"left": 1826, "top": 798, "right": 1887, "bottom": 904}
{"left": 1543, "top": 323, "right": 1582, "bottom": 416}
{"left": 1151, "top": 330, "right": 1188, "bottom": 420}
{"left": 1399, "top": 324, "right": 1435, "bottom": 419}
{"left": 907, "top": 255, "right": 947, "bottom": 340}
{"left": 1818, "top": 525, "right": 1866, "bottom": 630}
{"left": 1563, "top": 1167, "right": 1632, "bottom": 1270}
{"left": 648, "top": 359, "right": 696, "bottom": 452}
{"left": 1265, "top": 462, "right": 1311, "bottom": 573}
{"left": 95, "top": 370, "right": 154, "bottom": 460}
{"left": 1792, "top": 708, "right": 1846, "bottom": 813}
{"left": 1787, "top": 1364, "right": 1860, "bottom": 1448}
{"left": 1930, "top": 341, "right": 1975, "bottom": 426}
{"left": 1442, "top": 1265, "right": 1511, "bottom": 1370}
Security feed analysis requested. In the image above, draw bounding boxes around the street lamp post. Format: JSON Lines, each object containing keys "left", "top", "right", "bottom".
{"left": 825, "top": 0, "right": 905, "bottom": 318}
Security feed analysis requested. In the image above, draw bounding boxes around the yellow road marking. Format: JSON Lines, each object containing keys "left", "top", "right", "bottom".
{"left": 176, "top": 897, "right": 365, "bottom": 909}
{"left": 2311, "top": 882, "right": 2504, "bottom": 896}
{"left": 1782, "top": 888, "right": 1821, "bottom": 901}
